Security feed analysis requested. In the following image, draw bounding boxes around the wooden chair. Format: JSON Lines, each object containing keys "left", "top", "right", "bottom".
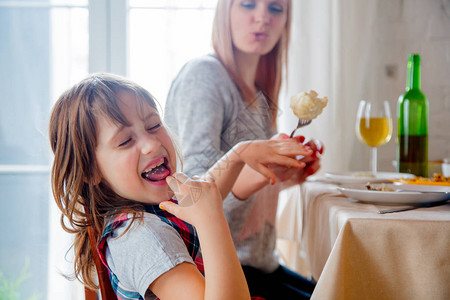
{"left": 85, "top": 226, "right": 117, "bottom": 300}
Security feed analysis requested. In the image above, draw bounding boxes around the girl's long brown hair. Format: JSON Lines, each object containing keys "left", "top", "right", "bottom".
{"left": 212, "top": 0, "right": 292, "bottom": 127}
{"left": 49, "top": 73, "right": 159, "bottom": 290}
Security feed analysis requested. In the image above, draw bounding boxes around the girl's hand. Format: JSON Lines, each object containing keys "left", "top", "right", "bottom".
{"left": 234, "top": 138, "right": 312, "bottom": 185}
{"left": 159, "top": 173, "right": 223, "bottom": 228}
{"left": 156, "top": 173, "right": 252, "bottom": 300}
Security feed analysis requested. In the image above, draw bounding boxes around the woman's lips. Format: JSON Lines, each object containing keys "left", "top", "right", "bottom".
{"left": 254, "top": 32, "right": 268, "bottom": 41}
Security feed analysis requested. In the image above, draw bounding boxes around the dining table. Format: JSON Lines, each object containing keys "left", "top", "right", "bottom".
{"left": 276, "top": 176, "right": 450, "bottom": 300}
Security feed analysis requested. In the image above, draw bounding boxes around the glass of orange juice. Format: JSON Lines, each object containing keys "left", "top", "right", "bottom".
{"left": 355, "top": 100, "right": 393, "bottom": 174}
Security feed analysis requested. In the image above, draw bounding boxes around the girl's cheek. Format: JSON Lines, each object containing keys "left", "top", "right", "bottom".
{"left": 122, "top": 152, "right": 137, "bottom": 165}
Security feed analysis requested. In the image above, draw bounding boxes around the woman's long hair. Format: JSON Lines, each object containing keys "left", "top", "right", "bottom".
{"left": 212, "top": 0, "right": 292, "bottom": 127}
{"left": 49, "top": 73, "right": 160, "bottom": 289}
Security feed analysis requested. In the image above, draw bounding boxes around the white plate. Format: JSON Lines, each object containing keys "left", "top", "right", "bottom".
{"left": 337, "top": 183, "right": 450, "bottom": 205}
{"left": 325, "top": 171, "right": 414, "bottom": 184}
{"left": 391, "top": 183, "right": 450, "bottom": 193}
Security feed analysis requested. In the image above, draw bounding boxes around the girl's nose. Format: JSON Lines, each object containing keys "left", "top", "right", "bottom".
{"left": 139, "top": 134, "right": 161, "bottom": 155}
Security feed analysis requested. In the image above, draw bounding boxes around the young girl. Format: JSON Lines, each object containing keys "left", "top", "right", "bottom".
{"left": 165, "top": 0, "right": 319, "bottom": 299}
{"left": 49, "top": 73, "right": 312, "bottom": 299}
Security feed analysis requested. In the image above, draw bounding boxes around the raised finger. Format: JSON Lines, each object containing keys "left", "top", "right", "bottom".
{"left": 172, "top": 172, "right": 189, "bottom": 184}
{"left": 166, "top": 173, "right": 188, "bottom": 195}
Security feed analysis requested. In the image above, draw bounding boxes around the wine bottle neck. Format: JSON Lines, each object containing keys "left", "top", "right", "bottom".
{"left": 407, "top": 54, "right": 421, "bottom": 90}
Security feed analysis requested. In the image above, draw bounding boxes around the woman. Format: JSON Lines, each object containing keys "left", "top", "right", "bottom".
{"left": 165, "top": 1, "right": 319, "bottom": 299}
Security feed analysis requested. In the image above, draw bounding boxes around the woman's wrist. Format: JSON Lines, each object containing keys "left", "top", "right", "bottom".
{"left": 229, "top": 142, "right": 247, "bottom": 163}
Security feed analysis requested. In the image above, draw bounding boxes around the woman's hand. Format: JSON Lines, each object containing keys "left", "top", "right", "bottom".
{"left": 234, "top": 138, "right": 313, "bottom": 185}
{"left": 270, "top": 135, "right": 324, "bottom": 187}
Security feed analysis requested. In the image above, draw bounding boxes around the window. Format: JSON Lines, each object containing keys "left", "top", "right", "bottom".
{"left": 1, "top": 1, "right": 217, "bottom": 298}
{"left": 128, "top": 0, "right": 218, "bottom": 108}
{"left": 0, "top": 1, "right": 88, "bottom": 299}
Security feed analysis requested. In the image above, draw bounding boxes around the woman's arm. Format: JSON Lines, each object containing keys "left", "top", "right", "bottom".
{"left": 206, "top": 139, "right": 311, "bottom": 200}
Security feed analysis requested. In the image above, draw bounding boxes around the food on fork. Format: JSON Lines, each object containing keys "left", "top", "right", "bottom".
{"left": 290, "top": 90, "right": 328, "bottom": 120}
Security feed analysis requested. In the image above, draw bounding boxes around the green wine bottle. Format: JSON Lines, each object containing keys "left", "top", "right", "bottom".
{"left": 397, "top": 54, "right": 429, "bottom": 177}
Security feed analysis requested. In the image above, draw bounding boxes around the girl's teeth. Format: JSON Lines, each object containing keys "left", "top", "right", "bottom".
{"left": 142, "top": 162, "right": 170, "bottom": 181}
{"left": 144, "top": 159, "right": 164, "bottom": 173}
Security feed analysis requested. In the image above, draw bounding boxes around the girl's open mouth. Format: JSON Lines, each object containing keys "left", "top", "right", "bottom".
{"left": 141, "top": 157, "right": 171, "bottom": 182}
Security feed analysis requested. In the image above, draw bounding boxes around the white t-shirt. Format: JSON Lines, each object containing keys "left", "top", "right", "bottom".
{"left": 105, "top": 212, "right": 195, "bottom": 299}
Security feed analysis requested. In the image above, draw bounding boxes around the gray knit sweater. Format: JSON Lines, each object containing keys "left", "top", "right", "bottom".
{"left": 164, "top": 54, "right": 280, "bottom": 272}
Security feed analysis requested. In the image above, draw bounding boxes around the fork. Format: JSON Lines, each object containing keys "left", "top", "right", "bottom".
{"left": 377, "top": 199, "right": 449, "bottom": 214}
{"left": 290, "top": 119, "right": 312, "bottom": 138}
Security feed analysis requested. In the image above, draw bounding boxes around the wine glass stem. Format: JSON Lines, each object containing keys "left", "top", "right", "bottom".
{"left": 371, "top": 147, "right": 377, "bottom": 174}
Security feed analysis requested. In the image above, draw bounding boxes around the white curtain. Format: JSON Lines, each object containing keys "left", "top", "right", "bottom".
{"left": 279, "top": 0, "right": 378, "bottom": 174}
{"left": 277, "top": 0, "right": 377, "bottom": 274}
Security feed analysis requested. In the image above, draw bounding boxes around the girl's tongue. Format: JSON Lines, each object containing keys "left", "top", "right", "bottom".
{"left": 142, "top": 163, "right": 170, "bottom": 182}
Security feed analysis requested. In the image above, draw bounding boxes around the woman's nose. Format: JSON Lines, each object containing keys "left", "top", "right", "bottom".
{"left": 254, "top": 6, "right": 270, "bottom": 24}
{"left": 139, "top": 134, "right": 161, "bottom": 155}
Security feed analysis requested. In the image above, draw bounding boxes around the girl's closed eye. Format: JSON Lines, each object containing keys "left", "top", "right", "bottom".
{"left": 147, "top": 123, "right": 161, "bottom": 132}
{"left": 117, "top": 123, "right": 161, "bottom": 147}
{"left": 118, "top": 137, "right": 133, "bottom": 147}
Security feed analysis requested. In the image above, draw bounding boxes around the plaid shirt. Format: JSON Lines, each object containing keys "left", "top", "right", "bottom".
{"left": 144, "top": 204, "right": 204, "bottom": 273}
{"left": 97, "top": 205, "right": 265, "bottom": 300}
{"left": 97, "top": 204, "right": 203, "bottom": 299}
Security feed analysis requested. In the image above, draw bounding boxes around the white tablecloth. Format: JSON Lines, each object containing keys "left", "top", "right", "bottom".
{"left": 277, "top": 180, "right": 450, "bottom": 300}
